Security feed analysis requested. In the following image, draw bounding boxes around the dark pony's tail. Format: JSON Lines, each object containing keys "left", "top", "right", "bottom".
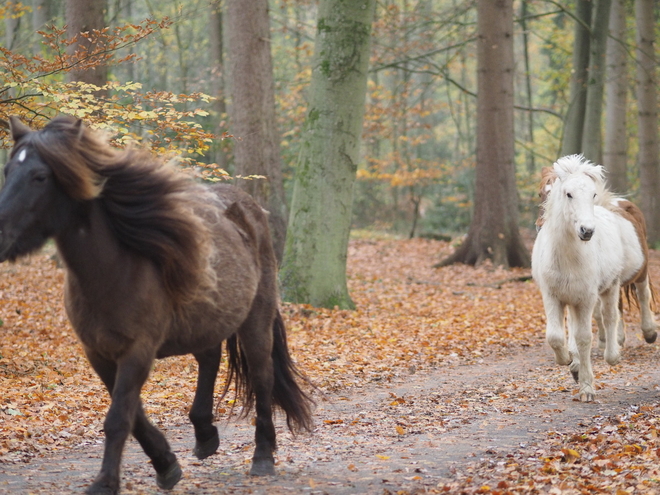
{"left": 223, "top": 310, "right": 314, "bottom": 434}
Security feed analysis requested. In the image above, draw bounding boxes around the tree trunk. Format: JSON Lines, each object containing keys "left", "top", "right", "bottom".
{"left": 65, "top": 0, "right": 108, "bottom": 90}
{"left": 208, "top": 1, "right": 229, "bottom": 172}
{"left": 561, "top": 0, "right": 592, "bottom": 156}
{"left": 225, "top": 0, "right": 288, "bottom": 263}
{"left": 581, "top": 0, "right": 612, "bottom": 164}
{"left": 603, "top": 0, "right": 628, "bottom": 193}
{"left": 635, "top": 0, "right": 660, "bottom": 244}
{"left": 32, "top": 0, "right": 53, "bottom": 54}
{"left": 280, "top": 0, "right": 376, "bottom": 309}
{"left": 5, "top": 1, "right": 22, "bottom": 52}
{"left": 438, "top": 0, "right": 529, "bottom": 269}
{"left": 520, "top": 0, "right": 535, "bottom": 174}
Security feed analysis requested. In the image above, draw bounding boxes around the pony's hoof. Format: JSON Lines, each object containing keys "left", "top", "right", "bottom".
{"left": 85, "top": 482, "right": 117, "bottom": 495}
{"left": 250, "top": 459, "right": 275, "bottom": 476}
{"left": 579, "top": 391, "right": 595, "bottom": 402}
{"left": 156, "top": 460, "right": 182, "bottom": 490}
{"left": 194, "top": 430, "right": 220, "bottom": 459}
{"left": 644, "top": 331, "right": 657, "bottom": 344}
{"left": 605, "top": 351, "right": 621, "bottom": 366}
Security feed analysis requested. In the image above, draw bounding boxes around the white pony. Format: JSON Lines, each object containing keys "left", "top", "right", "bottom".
{"left": 532, "top": 154, "right": 650, "bottom": 402}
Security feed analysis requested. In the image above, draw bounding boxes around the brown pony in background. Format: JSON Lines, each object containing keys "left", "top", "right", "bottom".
{"left": 0, "top": 116, "right": 313, "bottom": 494}
{"left": 536, "top": 165, "right": 657, "bottom": 348}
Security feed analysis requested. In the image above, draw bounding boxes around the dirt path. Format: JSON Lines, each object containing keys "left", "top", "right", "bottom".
{"left": 1, "top": 335, "right": 659, "bottom": 494}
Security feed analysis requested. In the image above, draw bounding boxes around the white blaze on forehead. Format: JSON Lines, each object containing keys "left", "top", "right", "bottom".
{"left": 17, "top": 149, "right": 27, "bottom": 163}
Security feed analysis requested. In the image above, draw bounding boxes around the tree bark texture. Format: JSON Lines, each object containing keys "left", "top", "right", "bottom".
{"left": 635, "top": 0, "right": 660, "bottom": 244}
{"left": 225, "top": 0, "right": 288, "bottom": 263}
{"left": 581, "top": 0, "right": 612, "bottom": 164}
{"left": 280, "top": 0, "right": 376, "bottom": 309}
{"left": 65, "top": 0, "right": 108, "bottom": 88}
{"left": 438, "top": 0, "right": 530, "bottom": 269}
{"left": 208, "top": 0, "right": 229, "bottom": 172}
{"left": 603, "top": 0, "right": 628, "bottom": 193}
{"left": 561, "top": 0, "right": 592, "bottom": 156}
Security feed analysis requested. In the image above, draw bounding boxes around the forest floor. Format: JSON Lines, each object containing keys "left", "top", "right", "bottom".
{"left": 1, "top": 234, "right": 660, "bottom": 494}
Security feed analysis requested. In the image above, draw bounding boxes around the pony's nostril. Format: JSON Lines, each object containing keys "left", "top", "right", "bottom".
{"left": 579, "top": 226, "right": 594, "bottom": 240}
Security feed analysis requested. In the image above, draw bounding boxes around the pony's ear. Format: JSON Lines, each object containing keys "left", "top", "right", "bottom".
{"left": 583, "top": 164, "right": 605, "bottom": 183}
{"left": 9, "top": 116, "right": 32, "bottom": 142}
{"left": 539, "top": 167, "right": 556, "bottom": 197}
{"left": 72, "top": 118, "right": 85, "bottom": 140}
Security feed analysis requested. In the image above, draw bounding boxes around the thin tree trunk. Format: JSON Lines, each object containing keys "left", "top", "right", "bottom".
{"left": 209, "top": 1, "right": 228, "bottom": 171}
{"left": 603, "top": 0, "right": 628, "bottom": 193}
{"left": 5, "top": 1, "right": 21, "bottom": 52}
{"left": 581, "top": 0, "right": 612, "bottom": 163}
{"left": 438, "top": 0, "right": 529, "bottom": 269}
{"left": 280, "top": 0, "right": 376, "bottom": 309}
{"left": 225, "top": 0, "right": 288, "bottom": 263}
{"left": 32, "top": 0, "right": 53, "bottom": 54}
{"left": 635, "top": 0, "right": 660, "bottom": 244}
{"left": 561, "top": 0, "right": 592, "bottom": 156}
{"left": 520, "top": 0, "right": 535, "bottom": 174}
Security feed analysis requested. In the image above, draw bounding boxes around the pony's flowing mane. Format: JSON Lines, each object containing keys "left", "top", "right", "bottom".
{"left": 19, "top": 115, "right": 214, "bottom": 309}
{"left": 540, "top": 154, "right": 619, "bottom": 224}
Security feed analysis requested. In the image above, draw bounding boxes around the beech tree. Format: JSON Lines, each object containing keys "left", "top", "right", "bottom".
{"left": 561, "top": 0, "right": 592, "bottom": 156}
{"left": 581, "top": 0, "right": 612, "bottom": 164}
{"left": 280, "top": 0, "right": 376, "bottom": 309}
{"left": 65, "top": 0, "right": 108, "bottom": 90}
{"left": 438, "top": 0, "right": 529, "bottom": 269}
{"left": 225, "top": 0, "right": 288, "bottom": 262}
{"left": 603, "top": 0, "right": 628, "bottom": 193}
{"left": 635, "top": 0, "right": 660, "bottom": 244}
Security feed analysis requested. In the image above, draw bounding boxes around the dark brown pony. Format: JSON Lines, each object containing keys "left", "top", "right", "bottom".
{"left": 0, "top": 116, "right": 313, "bottom": 494}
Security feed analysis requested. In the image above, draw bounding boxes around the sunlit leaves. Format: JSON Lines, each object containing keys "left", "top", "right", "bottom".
{"left": 0, "top": 14, "right": 227, "bottom": 180}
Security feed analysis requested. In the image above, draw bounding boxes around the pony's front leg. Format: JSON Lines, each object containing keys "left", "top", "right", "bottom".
{"left": 600, "top": 287, "right": 622, "bottom": 366}
{"left": 568, "top": 304, "right": 596, "bottom": 402}
{"left": 636, "top": 277, "right": 658, "bottom": 343}
{"left": 86, "top": 348, "right": 174, "bottom": 495}
{"left": 189, "top": 345, "right": 222, "bottom": 459}
{"left": 543, "top": 296, "right": 570, "bottom": 365}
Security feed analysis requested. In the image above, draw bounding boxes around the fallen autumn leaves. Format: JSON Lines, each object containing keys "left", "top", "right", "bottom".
{"left": 1, "top": 234, "right": 660, "bottom": 493}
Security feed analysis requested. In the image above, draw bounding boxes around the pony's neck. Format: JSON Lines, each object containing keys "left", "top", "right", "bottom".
{"left": 55, "top": 201, "right": 135, "bottom": 286}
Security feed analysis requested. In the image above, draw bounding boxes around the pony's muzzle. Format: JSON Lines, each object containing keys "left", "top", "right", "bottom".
{"left": 579, "top": 226, "right": 594, "bottom": 241}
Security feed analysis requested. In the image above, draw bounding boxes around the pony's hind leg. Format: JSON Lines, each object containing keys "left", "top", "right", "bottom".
{"left": 635, "top": 277, "right": 657, "bottom": 343}
{"left": 189, "top": 345, "right": 222, "bottom": 459}
{"left": 84, "top": 348, "right": 181, "bottom": 494}
{"left": 600, "top": 287, "right": 622, "bottom": 366}
{"left": 234, "top": 313, "right": 277, "bottom": 476}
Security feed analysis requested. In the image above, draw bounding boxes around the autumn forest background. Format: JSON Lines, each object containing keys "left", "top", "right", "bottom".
{"left": 2, "top": 0, "right": 660, "bottom": 493}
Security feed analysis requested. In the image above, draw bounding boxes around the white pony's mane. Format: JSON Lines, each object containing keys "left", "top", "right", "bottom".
{"left": 542, "top": 154, "right": 619, "bottom": 218}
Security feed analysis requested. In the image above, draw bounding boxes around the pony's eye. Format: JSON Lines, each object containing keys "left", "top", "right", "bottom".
{"left": 593, "top": 193, "right": 597, "bottom": 199}
{"left": 567, "top": 192, "right": 573, "bottom": 199}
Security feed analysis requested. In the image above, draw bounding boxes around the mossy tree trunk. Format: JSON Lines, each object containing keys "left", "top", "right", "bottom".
{"left": 438, "top": 0, "right": 529, "bottom": 269}
{"left": 280, "top": 0, "right": 376, "bottom": 309}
